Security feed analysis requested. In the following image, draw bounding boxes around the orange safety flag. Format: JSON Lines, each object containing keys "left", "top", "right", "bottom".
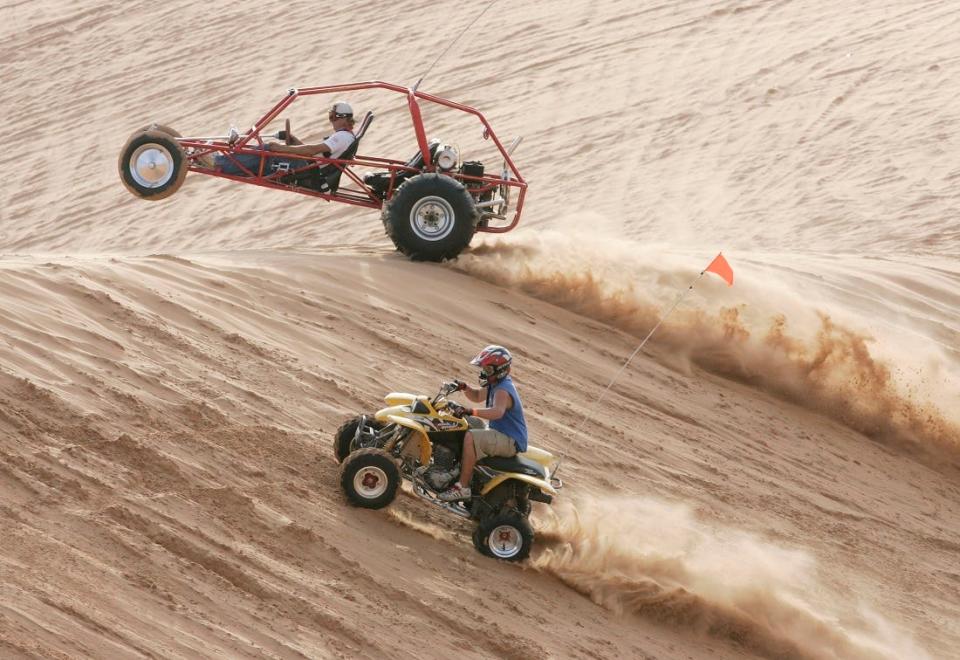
{"left": 704, "top": 252, "right": 734, "bottom": 286}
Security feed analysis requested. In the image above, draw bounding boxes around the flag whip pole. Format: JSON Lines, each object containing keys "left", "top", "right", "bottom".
{"left": 553, "top": 253, "right": 732, "bottom": 477}
{"left": 569, "top": 271, "right": 704, "bottom": 437}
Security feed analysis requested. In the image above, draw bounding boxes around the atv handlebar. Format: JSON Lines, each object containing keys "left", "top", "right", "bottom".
{"left": 432, "top": 381, "right": 460, "bottom": 407}
{"left": 439, "top": 381, "right": 460, "bottom": 396}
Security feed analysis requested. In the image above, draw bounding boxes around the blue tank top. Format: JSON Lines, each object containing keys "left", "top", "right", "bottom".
{"left": 486, "top": 376, "right": 528, "bottom": 452}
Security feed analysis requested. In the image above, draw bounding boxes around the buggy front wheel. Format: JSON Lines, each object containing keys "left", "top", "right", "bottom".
{"left": 118, "top": 130, "right": 187, "bottom": 201}
{"left": 133, "top": 123, "right": 182, "bottom": 139}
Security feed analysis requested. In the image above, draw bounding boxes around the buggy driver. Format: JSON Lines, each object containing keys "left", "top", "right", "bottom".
{"left": 266, "top": 101, "right": 356, "bottom": 158}
{"left": 210, "top": 101, "right": 357, "bottom": 173}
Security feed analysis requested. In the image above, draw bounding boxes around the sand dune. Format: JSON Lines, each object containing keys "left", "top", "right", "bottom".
{"left": 2, "top": 1, "right": 959, "bottom": 658}
{"left": 455, "top": 234, "right": 960, "bottom": 469}
{"left": 2, "top": 253, "right": 956, "bottom": 659}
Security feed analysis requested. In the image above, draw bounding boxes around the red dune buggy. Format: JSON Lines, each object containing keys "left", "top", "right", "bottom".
{"left": 118, "top": 81, "right": 526, "bottom": 261}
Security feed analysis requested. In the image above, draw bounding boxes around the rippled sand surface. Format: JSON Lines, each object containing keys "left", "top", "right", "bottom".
{"left": 1, "top": 1, "right": 957, "bottom": 658}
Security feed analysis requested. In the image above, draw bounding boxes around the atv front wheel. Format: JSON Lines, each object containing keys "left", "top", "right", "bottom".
{"left": 339, "top": 448, "right": 400, "bottom": 509}
{"left": 473, "top": 511, "right": 534, "bottom": 561}
{"left": 382, "top": 173, "right": 478, "bottom": 261}
{"left": 118, "top": 130, "right": 187, "bottom": 200}
{"left": 333, "top": 415, "right": 380, "bottom": 463}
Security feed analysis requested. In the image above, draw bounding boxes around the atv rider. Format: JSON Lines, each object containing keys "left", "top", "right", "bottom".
{"left": 440, "top": 345, "right": 529, "bottom": 502}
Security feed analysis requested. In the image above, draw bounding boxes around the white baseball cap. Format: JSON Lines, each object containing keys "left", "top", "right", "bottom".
{"left": 330, "top": 101, "right": 353, "bottom": 118}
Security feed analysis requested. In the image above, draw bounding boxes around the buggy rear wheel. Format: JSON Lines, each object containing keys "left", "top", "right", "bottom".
{"left": 382, "top": 173, "right": 478, "bottom": 261}
{"left": 473, "top": 510, "right": 534, "bottom": 561}
{"left": 339, "top": 448, "right": 400, "bottom": 509}
{"left": 118, "top": 130, "right": 187, "bottom": 200}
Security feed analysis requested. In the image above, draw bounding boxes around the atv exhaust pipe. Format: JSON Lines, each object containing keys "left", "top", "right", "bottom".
{"left": 529, "top": 490, "right": 553, "bottom": 504}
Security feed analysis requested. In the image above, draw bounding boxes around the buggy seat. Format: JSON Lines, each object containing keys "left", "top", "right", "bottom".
{"left": 284, "top": 111, "right": 374, "bottom": 193}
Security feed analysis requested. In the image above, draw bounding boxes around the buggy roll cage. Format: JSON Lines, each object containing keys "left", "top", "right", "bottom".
{"left": 178, "top": 81, "right": 527, "bottom": 233}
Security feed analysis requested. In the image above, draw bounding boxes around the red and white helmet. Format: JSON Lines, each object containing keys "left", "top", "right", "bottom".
{"left": 471, "top": 345, "right": 512, "bottom": 386}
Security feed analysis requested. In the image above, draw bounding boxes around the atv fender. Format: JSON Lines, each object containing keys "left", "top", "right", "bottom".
{"left": 375, "top": 404, "right": 414, "bottom": 419}
{"left": 382, "top": 393, "right": 426, "bottom": 407}
{"left": 381, "top": 414, "right": 432, "bottom": 464}
{"left": 480, "top": 473, "right": 558, "bottom": 498}
{"left": 520, "top": 446, "right": 555, "bottom": 470}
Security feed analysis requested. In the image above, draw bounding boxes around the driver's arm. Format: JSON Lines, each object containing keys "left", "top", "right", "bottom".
{"left": 462, "top": 384, "right": 485, "bottom": 403}
{"left": 467, "top": 388, "right": 511, "bottom": 421}
{"left": 267, "top": 142, "right": 331, "bottom": 156}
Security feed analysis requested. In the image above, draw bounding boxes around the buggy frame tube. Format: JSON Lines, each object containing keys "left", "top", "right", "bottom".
{"left": 180, "top": 81, "right": 527, "bottom": 232}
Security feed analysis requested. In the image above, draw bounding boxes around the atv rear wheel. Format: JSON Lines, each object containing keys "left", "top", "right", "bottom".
{"left": 339, "top": 448, "right": 400, "bottom": 509}
{"left": 118, "top": 130, "right": 187, "bottom": 200}
{"left": 382, "top": 173, "right": 478, "bottom": 261}
{"left": 473, "top": 511, "right": 534, "bottom": 561}
{"left": 333, "top": 415, "right": 380, "bottom": 463}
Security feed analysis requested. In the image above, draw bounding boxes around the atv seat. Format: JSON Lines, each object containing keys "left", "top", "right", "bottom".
{"left": 285, "top": 111, "right": 374, "bottom": 193}
{"left": 478, "top": 454, "right": 546, "bottom": 479}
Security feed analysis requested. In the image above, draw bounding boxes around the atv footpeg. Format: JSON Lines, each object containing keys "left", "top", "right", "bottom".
{"left": 413, "top": 480, "right": 471, "bottom": 519}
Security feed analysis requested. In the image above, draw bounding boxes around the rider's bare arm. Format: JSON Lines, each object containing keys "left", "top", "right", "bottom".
{"left": 468, "top": 388, "right": 512, "bottom": 421}
{"left": 463, "top": 384, "right": 485, "bottom": 403}
{"left": 267, "top": 142, "right": 331, "bottom": 156}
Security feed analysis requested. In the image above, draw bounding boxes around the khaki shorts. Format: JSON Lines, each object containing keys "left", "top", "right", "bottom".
{"left": 470, "top": 428, "right": 518, "bottom": 460}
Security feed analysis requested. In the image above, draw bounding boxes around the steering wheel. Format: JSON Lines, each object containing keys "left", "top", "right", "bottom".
{"left": 284, "top": 118, "right": 293, "bottom": 145}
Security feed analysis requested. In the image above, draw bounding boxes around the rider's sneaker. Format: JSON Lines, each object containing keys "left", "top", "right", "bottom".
{"left": 438, "top": 483, "right": 471, "bottom": 502}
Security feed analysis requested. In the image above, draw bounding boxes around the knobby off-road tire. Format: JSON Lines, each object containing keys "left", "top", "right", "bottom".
{"left": 118, "top": 130, "right": 188, "bottom": 201}
{"left": 472, "top": 510, "right": 534, "bottom": 561}
{"left": 382, "top": 173, "right": 478, "bottom": 262}
{"left": 333, "top": 416, "right": 380, "bottom": 464}
{"left": 518, "top": 497, "right": 532, "bottom": 517}
{"left": 134, "top": 123, "right": 182, "bottom": 139}
{"left": 339, "top": 448, "right": 400, "bottom": 509}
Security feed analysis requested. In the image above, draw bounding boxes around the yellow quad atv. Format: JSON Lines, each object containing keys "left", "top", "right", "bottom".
{"left": 333, "top": 381, "right": 562, "bottom": 561}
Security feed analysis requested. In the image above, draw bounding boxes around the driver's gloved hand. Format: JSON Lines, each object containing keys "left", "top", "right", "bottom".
{"left": 453, "top": 379, "right": 467, "bottom": 392}
{"left": 447, "top": 402, "right": 469, "bottom": 418}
